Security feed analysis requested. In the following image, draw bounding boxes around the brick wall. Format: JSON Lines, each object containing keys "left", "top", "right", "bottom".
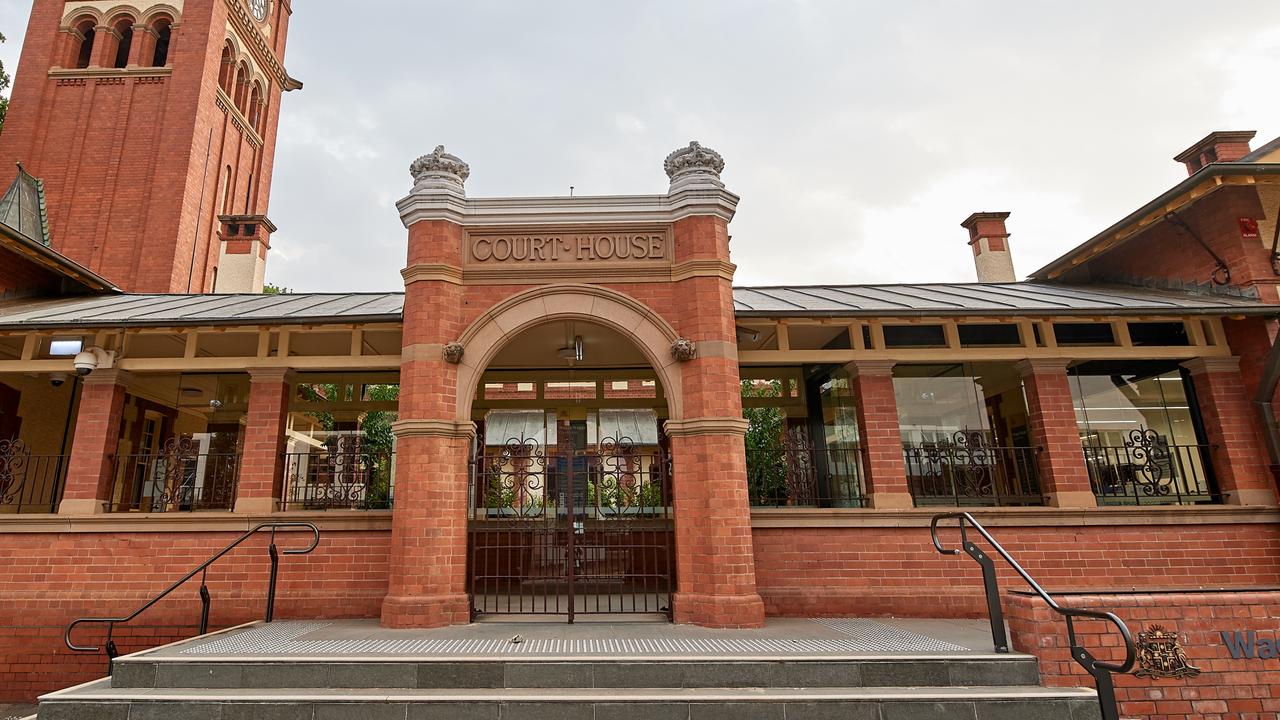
{"left": 752, "top": 521, "right": 1280, "bottom": 618}
{"left": 1007, "top": 590, "right": 1280, "bottom": 719}
{"left": 0, "top": 528, "right": 388, "bottom": 702}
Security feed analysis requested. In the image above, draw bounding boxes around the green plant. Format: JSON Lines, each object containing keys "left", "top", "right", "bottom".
{"left": 742, "top": 379, "right": 788, "bottom": 505}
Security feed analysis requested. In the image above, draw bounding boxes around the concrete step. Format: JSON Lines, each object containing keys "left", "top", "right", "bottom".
{"left": 109, "top": 656, "right": 1043, "bottom": 690}
{"left": 37, "top": 681, "right": 1103, "bottom": 720}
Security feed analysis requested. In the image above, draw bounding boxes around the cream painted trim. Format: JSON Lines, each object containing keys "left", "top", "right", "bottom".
{"left": 397, "top": 189, "right": 740, "bottom": 229}
{"left": 671, "top": 259, "right": 737, "bottom": 282}
{"left": 49, "top": 67, "right": 174, "bottom": 80}
{"left": 740, "top": 345, "right": 1232, "bottom": 365}
{"left": 402, "top": 264, "right": 464, "bottom": 285}
{"left": 462, "top": 265, "right": 675, "bottom": 285}
{"left": 750, "top": 505, "right": 1280, "bottom": 529}
{"left": 247, "top": 367, "right": 296, "bottom": 383}
{"left": 0, "top": 511, "right": 392, "bottom": 534}
{"left": 392, "top": 419, "right": 477, "bottom": 439}
{"left": 665, "top": 416, "right": 749, "bottom": 437}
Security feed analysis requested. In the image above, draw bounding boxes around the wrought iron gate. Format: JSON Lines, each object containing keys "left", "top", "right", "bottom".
{"left": 467, "top": 435, "right": 674, "bottom": 622}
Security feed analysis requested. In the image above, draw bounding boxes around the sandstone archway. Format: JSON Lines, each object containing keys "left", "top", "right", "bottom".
{"left": 453, "top": 284, "right": 684, "bottom": 422}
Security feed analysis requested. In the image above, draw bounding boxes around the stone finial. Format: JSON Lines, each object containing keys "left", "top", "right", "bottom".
{"left": 670, "top": 338, "right": 697, "bottom": 362}
{"left": 664, "top": 141, "right": 725, "bottom": 192}
{"left": 443, "top": 342, "right": 465, "bottom": 364}
{"left": 410, "top": 145, "right": 470, "bottom": 196}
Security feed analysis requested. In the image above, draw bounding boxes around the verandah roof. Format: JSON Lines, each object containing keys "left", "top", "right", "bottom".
{"left": 0, "top": 282, "right": 1271, "bottom": 330}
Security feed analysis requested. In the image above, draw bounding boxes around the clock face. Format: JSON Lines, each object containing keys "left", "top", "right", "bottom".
{"left": 248, "top": 0, "right": 268, "bottom": 22}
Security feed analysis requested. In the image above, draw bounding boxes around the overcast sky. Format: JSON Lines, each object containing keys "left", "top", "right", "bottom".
{"left": 2, "top": 1, "right": 1280, "bottom": 291}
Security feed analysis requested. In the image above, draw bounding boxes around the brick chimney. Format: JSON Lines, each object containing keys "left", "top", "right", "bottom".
{"left": 961, "top": 212, "right": 1016, "bottom": 283}
{"left": 1174, "top": 131, "right": 1256, "bottom": 176}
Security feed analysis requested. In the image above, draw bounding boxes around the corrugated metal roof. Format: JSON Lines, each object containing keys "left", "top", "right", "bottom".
{"left": 732, "top": 282, "right": 1280, "bottom": 317}
{"left": 0, "top": 293, "right": 405, "bottom": 328}
{"left": 0, "top": 282, "right": 1270, "bottom": 330}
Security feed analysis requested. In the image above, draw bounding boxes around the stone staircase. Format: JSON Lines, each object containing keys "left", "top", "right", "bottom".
{"left": 36, "top": 653, "right": 1101, "bottom": 720}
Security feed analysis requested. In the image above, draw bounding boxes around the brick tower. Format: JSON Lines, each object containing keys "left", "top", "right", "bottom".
{"left": 0, "top": 0, "right": 298, "bottom": 293}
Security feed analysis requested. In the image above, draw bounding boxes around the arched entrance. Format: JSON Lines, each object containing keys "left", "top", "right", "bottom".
{"left": 462, "top": 306, "right": 680, "bottom": 621}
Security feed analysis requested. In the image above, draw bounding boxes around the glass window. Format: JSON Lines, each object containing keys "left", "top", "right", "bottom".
{"left": 1070, "top": 361, "right": 1213, "bottom": 504}
{"left": 285, "top": 373, "right": 399, "bottom": 510}
{"left": 894, "top": 363, "right": 1042, "bottom": 506}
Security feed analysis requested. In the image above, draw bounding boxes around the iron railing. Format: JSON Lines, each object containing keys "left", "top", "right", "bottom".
{"left": 107, "top": 440, "right": 240, "bottom": 513}
{"left": 931, "top": 512, "right": 1135, "bottom": 720}
{"left": 905, "top": 432, "right": 1044, "bottom": 507}
{"left": 0, "top": 439, "right": 67, "bottom": 514}
{"left": 281, "top": 446, "right": 395, "bottom": 511}
{"left": 746, "top": 430, "right": 866, "bottom": 508}
{"left": 65, "top": 522, "right": 320, "bottom": 673}
{"left": 1084, "top": 429, "right": 1218, "bottom": 505}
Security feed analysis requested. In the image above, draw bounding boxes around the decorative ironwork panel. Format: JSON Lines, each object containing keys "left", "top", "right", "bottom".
{"left": 1135, "top": 625, "right": 1201, "bottom": 679}
{"left": 0, "top": 439, "right": 66, "bottom": 514}
{"left": 1085, "top": 427, "right": 1218, "bottom": 506}
{"left": 746, "top": 426, "right": 867, "bottom": 508}
{"left": 109, "top": 436, "right": 241, "bottom": 513}
{"left": 281, "top": 436, "right": 395, "bottom": 511}
{"left": 467, "top": 435, "right": 674, "bottom": 622}
{"left": 905, "top": 430, "right": 1044, "bottom": 507}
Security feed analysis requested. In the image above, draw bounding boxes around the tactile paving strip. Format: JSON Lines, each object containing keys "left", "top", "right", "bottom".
{"left": 178, "top": 619, "right": 969, "bottom": 657}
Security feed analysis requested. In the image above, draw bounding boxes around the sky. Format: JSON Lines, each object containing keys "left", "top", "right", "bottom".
{"left": 1, "top": 1, "right": 1279, "bottom": 292}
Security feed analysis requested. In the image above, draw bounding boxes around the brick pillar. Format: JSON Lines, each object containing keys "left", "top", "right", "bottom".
{"left": 383, "top": 149, "right": 473, "bottom": 628}
{"left": 847, "top": 361, "right": 913, "bottom": 508}
{"left": 664, "top": 153, "right": 765, "bottom": 627}
{"left": 1183, "top": 357, "right": 1278, "bottom": 506}
{"left": 128, "top": 23, "right": 153, "bottom": 67}
{"left": 92, "top": 25, "right": 118, "bottom": 67}
{"left": 1016, "top": 359, "right": 1096, "bottom": 508}
{"left": 59, "top": 370, "right": 130, "bottom": 515}
{"left": 234, "top": 368, "right": 294, "bottom": 515}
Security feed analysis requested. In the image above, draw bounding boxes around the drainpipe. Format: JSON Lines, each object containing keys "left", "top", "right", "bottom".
{"left": 1253, "top": 324, "right": 1280, "bottom": 484}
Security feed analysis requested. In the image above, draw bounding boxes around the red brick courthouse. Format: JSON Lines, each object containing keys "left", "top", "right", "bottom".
{"left": 3, "top": 1, "right": 1280, "bottom": 717}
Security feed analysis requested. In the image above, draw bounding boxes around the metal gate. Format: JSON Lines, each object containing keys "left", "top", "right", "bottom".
{"left": 467, "top": 435, "right": 674, "bottom": 622}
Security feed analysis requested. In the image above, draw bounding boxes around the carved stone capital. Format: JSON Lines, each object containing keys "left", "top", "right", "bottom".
{"left": 393, "top": 419, "right": 477, "bottom": 440}
{"left": 664, "top": 416, "right": 750, "bottom": 437}
{"left": 664, "top": 141, "right": 726, "bottom": 192}
{"left": 670, "top": 338, "right": 698, "bottom": 362}
{"left": 410, "top": 145, "right": 469, "bottom": 196}
{"left": 443, "top": 342, "right": 465, "bottom": 364}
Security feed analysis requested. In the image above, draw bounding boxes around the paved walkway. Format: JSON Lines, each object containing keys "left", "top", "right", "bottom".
{"left": 144, "top": 618, "right": 1012, "bottom": 661}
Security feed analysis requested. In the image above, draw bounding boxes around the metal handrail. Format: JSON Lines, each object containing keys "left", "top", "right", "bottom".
{"left": 931, "top": 512, "right": 1135, "bottom": 720}
{"left": 64, "top": 522, "right": 320, "bottom": 670}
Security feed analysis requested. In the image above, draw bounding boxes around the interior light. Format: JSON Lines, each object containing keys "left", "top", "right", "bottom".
{"left": 49, "top": 339, "right": 84, "bottom": 357}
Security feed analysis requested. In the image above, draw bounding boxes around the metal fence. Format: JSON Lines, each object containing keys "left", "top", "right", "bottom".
{"left": 0, "top": 439, "right": 67, "bottom": 514}
{"left": 107, "top": 440, "right": 240, "bottom": 513}
{"left": 281, "top": 446, "right": 395, "bottom": 511}
{"left": 904, "top": 432, "right": 1045, "bottom": 507}
{"left": 745, "top": 430, "right": 866, "bottom": 508}
{"left": 1085, "top": 429, "right": 1217, "bottom": 505}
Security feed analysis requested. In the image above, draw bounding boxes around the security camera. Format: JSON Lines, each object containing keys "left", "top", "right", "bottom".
{"left": 49, "top": 372, "right": 67, "bottom": 388}
{"left": 73, "top": 351, "right": 100, "bottom": 377}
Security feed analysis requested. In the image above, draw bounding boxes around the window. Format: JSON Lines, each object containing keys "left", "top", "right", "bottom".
{"left": 233, "top": 62, "right": 250, "bottom": 111}
{"left": 218, "top": 44, "right": 235, "bottom": 93}
{"left": 75, "top": 21, "right": 96, "bottom": 69}
{"left": 151, "top": 19, "right": 172, "bottom": 66}
{"left": 958, "top": 323, "right": 1022, "bottom": 347}
{"left": 248, "top": 83, "right": 264, "bottom": 130}
{"left": 221, "top": 166, "right": 233, "bottom": 215}
{"left": 1053, "top": 322, "right": 1115, "bottom": 346}
{"left": 882, "top": 324, "right": 947, "bottom": 348}
{"left": 1069, "top": 361, "right": 1214, "bottom": 504}
{"left": 112, "top": 19, "right": 134, "bottom": 69}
